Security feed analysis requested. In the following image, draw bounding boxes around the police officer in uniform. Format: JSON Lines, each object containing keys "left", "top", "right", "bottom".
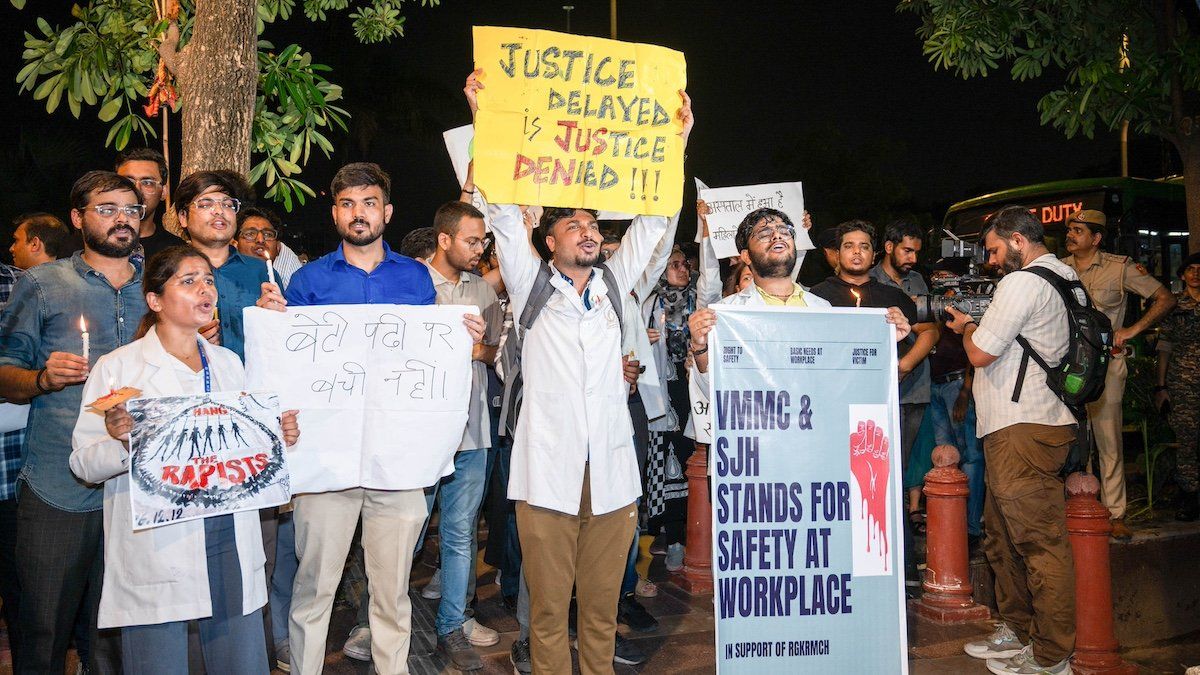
{"left": 1062, "top": 209, "right": 1176, "bottom": 539}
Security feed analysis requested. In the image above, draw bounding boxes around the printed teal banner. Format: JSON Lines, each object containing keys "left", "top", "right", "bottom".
{"left": 709, "top": 306, "right": 907, "bottom": 673}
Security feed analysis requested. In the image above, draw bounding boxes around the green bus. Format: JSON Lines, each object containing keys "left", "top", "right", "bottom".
{"left": 940, "top": 176, "right": 1187, "bottom": 284}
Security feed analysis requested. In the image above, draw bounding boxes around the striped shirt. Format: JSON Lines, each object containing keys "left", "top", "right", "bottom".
{"left": 0, "top": 263, "right": 26, "bottom": 500}
{"left": 971, "top": 254, "right": 1078, "bottom": 436}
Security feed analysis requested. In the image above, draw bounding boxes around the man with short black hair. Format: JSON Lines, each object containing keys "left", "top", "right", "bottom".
{"left": 236, "top": 205, "right": 303, "bottom": 287}
{"left": 946, "top": 205, "right": 1078, "bottom": 675}
{"left": 0, "top": 170, "right": 148, "bottom": 673}
{"left": 286, "top": 162, "right": 485, "bottom": 675}
{"left": 175, "top": 170, "right": 282, "bottom": 360}
{"left": 400, "top": 226, "right": 437, "bottom": 261}
{"left": 116, "top": 147, "right": 184, "bottom": 260}
{"left": 9, "top": 213, "right": 73, "bottom": 270}
{"left": 1063, "top": 209, "right": 1174, "bottom": 539}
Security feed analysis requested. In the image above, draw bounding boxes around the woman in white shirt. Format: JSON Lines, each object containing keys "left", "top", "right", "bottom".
{"left": 71, "top": 246, "right": 299, "bottom": 674}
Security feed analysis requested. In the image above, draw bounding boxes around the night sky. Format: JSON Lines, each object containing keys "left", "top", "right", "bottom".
{"left": 0, "top": 1, "right": 1179, "bottom": 261}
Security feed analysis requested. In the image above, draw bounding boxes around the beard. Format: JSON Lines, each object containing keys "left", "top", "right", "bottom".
{"left": 84, "top": 223, "right": 139, "bottom": 258}
{"left": 748, "top": 246, "right": 797, "bottom": 279}
{"left": 890, "top": 254, "right": 913, "bottom": 274}
{"left": 340, "top": 219, "right": 383, "bottom": 247}
{"left": 998, "top": 243, "right": 1024, "bottom": 274}
{"left": 568, "top": 248, "right": 601, "bottom": 268}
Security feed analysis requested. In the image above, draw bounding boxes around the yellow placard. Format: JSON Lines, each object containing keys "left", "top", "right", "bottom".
{"left": 472, "top": 26, "right": 687, "bottom": 217}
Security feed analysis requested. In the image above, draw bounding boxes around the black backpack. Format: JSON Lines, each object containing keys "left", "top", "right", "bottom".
{"left": 1010, "top": 265, "right": 1113, "bottom": 419}
{"left": 498, "top": 261, "right": 625, "bottom": 437}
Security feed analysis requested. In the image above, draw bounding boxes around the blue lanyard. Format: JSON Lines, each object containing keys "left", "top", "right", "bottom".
{"left": 196, "top": 337, "right": 212, "bottom": 393}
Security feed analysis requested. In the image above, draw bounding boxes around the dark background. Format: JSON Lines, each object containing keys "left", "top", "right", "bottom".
{"left": 0, "top": 1, "right": 1181, "bottom": 263}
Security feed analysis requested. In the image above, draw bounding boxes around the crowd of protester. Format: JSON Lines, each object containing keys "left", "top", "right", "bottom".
{"left": 0, "top": 69, "right": 1197, "bottom": 675}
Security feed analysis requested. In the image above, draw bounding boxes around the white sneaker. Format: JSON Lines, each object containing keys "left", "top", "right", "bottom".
{"left": 665, "top": 543, "right": 685, "bottom": 572}
{"left": 342, "top": 624, "right": 372, "bottom": 661}
{"left": 986, "top": 645, "right": 1072, "bottom": 674}
{"left": 463, "top": 617, "right": 500, "bottom": 647}
{"left": 421, "top": 568, "right": 442, "bottom": 600}
{"left": 964, "top": 623, "right": 1026, "bottom": 660}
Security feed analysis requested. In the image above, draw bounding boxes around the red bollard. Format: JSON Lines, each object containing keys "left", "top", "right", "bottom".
{"left": 1066, "top": 473, "right": 1137, "bottom": 675}
{"left": 915, "top": 444, "right": 991, "bottom": 622}
{"left": 674, "top": 443, "right": 713, "bottom": 594}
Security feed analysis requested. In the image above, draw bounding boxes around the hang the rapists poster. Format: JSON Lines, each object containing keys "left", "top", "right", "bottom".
{"left": 128, "top": 391, "right": 289, "bottom": 530}
{"left": 243, "top": 304, "right": 475, "bottom": 494}
{"left": 472, "top": 26, "right": 687, "bottom": 217}
{"left": 709, "top": 306, "right": 906, "bottom": 674}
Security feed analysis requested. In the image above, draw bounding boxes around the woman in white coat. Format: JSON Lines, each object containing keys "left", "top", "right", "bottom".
{"left": 71, "top": 246, "right": 299, "bottom": 674}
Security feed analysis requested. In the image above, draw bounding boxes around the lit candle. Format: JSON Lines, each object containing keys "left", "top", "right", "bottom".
{"left": 265, "top": 251, "right": 277, "bottom": 289}
{"left": 80, "top": 316, "right": 90, "bottom": 364}
{"left": 850, "top": 289, "right": 862, "bottom": 308}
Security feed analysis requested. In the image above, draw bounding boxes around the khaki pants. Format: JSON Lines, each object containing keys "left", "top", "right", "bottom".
{"left": 516, "top": 465, "right": 636, "bottom": 675}
{"left": 1086, "top": 356, "right": 1127, "bottom": 518}
{"left": 289, "top": 488, "right": 428, "bottom": 675}
{"left": 983, "top": 423, "right": 1076, "bottom": 665}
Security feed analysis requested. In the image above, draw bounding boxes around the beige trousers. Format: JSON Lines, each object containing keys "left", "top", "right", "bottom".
{"left": 1086, "top": 356, "right": 1127, "bottom": 519}
{"left": 288, "top": 488, "right": 428, "bottom": 675}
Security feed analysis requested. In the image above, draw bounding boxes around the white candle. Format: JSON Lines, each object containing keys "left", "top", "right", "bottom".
{"left": 265, "top": 251, "right": 277, "bottom": 288}
{"left": 850, "top": 289, "right": 862, "bottom": 308}
{"left": 80, "top": 316, "right": 90, "bottom": 364}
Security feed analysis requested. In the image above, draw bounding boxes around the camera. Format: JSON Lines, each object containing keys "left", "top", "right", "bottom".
{"left": 913, "top": 234, "right": 997, "bottom": 323}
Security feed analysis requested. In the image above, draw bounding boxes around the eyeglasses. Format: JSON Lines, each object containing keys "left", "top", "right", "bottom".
{"left": 751, "top": 224, "right": 795, "bottom": 243}
{"left": 191, "top": 197, "right": 241, "bottom": 214}
{"left": 668, "top": 260, "right": 689, "bottom": 269}
{"left": 80, "top": 204, "right": 146, "bottom": 220}
{"left": 134, "top": 178, "right": 163, "bottom": 189}
{"left": 238, "top": 228, "right": 279, "bottom": 241}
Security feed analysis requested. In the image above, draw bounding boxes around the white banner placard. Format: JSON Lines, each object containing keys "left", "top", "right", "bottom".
{"left": 243, "top": 304, "right": 475, "bottom": 494}
{"left": 698, "top": 181, "right": 811, "bottom": 259}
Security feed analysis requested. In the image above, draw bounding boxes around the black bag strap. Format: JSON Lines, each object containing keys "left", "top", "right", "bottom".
{"left": 518, "top": 261, "right": 557, "bottom": 333}
{"left": 598, "top": 262, "right": 626, "bottom": 337}
{"left": 1008, "top": 266, "right": 1069, "bottom": 404}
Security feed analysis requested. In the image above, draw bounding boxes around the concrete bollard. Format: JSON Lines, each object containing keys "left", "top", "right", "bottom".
{"left": 1066, "top": 472, "right": 1137, "bottom": 675}
{"left": 675, "top": 443, "right": 713, "bottom": 594}
{"left": 915, "top": 444, "right": 991, "bottom": 622}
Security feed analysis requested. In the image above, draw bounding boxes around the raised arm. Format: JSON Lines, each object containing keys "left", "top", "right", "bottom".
{"left": 489, "top": 203, "right": 540, "bottom": 312}
{"left": 631, "top": 211, "right": 682, "bottom": 302}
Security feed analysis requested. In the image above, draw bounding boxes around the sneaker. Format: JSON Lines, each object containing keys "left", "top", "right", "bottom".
{"left": 665, "top": 543, "right": 685, "bottom": 572}
{"left": 422, "top": 568, "right": 443, "bottom": 600}
{"left": 613, "top": 633, "right": 646, "bottom": 665}
{"left": 635, "top": 577, "right": 659, "bottom": 598}
{"left": 965, "top": 623, "right": 1026, "bottom": 660}
{"left": 437, "top": 628, "right": 482, "bottom": 671}
{"left": 1109, "top": 518, "right": 1133, "bottom": 541}
{"left": 342, "top": 624, "right": 373, "bottom": 662}
{"left": 274, "top": 640, "right": 292, "bottom": 672}
{"left": 985, "top": 645, "right": 1072, "bottom": 674}
{"left": 462, "top": 617, "right": 500, "bottom": 647}
{"left": 510, "top": 637, "right": 532, "bottom": 674}
{"left": 618, "top": 592, "right": 659, "bottom": 633}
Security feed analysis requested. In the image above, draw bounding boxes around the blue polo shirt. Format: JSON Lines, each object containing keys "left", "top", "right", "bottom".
{"left": 284, "top": 241, "right": 435, "bottom": 307}
{"left": 212, "top": 247, "right": 272, "bottom": 360}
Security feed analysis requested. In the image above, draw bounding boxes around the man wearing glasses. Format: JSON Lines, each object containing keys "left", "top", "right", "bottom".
{"left": 175, "top": 171, "right": 286, "bottom": 360}
{"left": 236, "top": 206, "right": 303, "bottom": 287}
{"left": 0, "top": 171, "right": 149, "bottom": 672}
{"left": 115, "top": 148, "right": 184, "bottom": 261}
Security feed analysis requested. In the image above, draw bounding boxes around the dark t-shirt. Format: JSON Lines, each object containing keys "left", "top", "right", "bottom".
{"left": 138, "top": 224, "right": 186, "bottom": 261}
{"left": 928, "top": 329, "right": 969, "bottom": 378}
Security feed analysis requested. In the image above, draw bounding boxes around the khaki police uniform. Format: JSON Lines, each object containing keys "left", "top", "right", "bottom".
{"left": 1063, "top": 251, "right": 1164, "bottom": 519}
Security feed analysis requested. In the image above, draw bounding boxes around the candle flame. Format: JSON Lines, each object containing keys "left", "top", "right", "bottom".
{"left": 850, "top": 289, "right": 862, "bottom": 307}
{"left": 79, "top": 315, "right": 87, "bottom": 332}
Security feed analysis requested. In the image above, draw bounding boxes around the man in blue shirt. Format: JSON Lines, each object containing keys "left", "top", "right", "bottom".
{"left": 285, "top": 162, "right": 483, "bottom": 675}
{"left": 175, "top": 170, "right": 281, "bottom": 360}
{"left": 0, "top": 170, "right": 148, "bottom": 673}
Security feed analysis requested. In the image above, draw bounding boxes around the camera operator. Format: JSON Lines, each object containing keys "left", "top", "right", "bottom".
{"left": 1063, "top": 210, "right": 1174, "bottom": 540}
{"left": 944, "top": 205, "right": 1077, "bottom": 675}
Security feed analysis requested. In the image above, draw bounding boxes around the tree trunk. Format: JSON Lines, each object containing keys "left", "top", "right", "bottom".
{"left": 176, "top": 0, "right": 257, "bottom": 180}
{"left": 1184, "top": 138, "right": 1200, "bottom": 254}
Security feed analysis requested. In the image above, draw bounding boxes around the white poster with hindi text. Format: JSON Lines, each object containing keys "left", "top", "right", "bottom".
{"left": 698, "top": 181, "right": 811, "bottom": 259}
{"left": 243, "top": 304, "right": 475, "bottom": 494}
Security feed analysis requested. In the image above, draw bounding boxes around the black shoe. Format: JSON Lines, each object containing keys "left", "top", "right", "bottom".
{"left": 613, "top": 633, "right": 646, "bottom": 665}
{"left": 510, "top": 637, "right": 532, "bottom": 674}
{"left": 618, "top": 592, "right": 658, "bottom": 633}
{"left": 502, "top": 593, "right": 518, "bottom": 613}
{"left": 1176, "top": 491, "right": 1199, "bottom": 522}
{"left": 438, "top": 628, "right": 482, "bottom": 672}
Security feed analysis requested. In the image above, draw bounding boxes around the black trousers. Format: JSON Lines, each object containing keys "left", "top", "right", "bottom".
{"left": 15, "top": 483, "right": 120, "bottom": 674}
{"left": 0, "top": 497, "right": 21, "bottom": 670}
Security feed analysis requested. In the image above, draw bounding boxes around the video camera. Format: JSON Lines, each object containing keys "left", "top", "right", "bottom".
{"left": 913, "top": 233, "right": 997, "bottom": 323}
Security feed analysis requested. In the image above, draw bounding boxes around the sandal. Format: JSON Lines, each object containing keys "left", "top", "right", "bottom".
{"left": 909, "top": 509, "right": 927, "bottom": 535}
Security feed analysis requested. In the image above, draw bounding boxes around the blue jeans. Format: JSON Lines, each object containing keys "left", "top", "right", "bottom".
{"left": 929, "top": 379, "right": 984, "bottom": 536}
{"left": 269, "top": 512, "right": 297, "bottom": 646}
{"left": 495, "top": 438, "right": 522, "bottom": 600}
{"left": 121, "top": 515, "right": 268, "bottom": 674}
{"left": 621, "top": 503, "right": 640, "bottom": 596}
{"left": 429, "top": 448, "right": 489, "bottom": 636}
